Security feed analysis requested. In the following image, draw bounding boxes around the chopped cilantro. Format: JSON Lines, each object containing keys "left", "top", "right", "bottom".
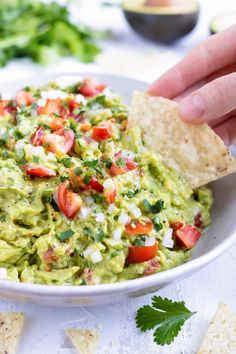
{"left": 133, "top": 235, "right": 146, "bottom": 247}
{"left": 136, "top": 296, "right": 196, "bottom": 346}
{"left": 13, "top": 129, "right": 24, "bottom": 140}
{"left": 74, "top": 167, "right": 83, "bottom": 176}
{"left": 96, "top": 229, "right": 104, "bottom": 241}
{"left": 88, "top": 94, "right": 105, "bottom": 107}
{"left": 142, "top": 199, "right": 164, "bottom": 214}
{"left": 59, "top": 229, "right": 75, "bottom": 241}
{"left": 84, "top": 175, "right": 92, "bottom": 185}
{"left": 60, "top": 175, "right": 69, "bottom": 182}
{"left": 33, "top": 155, "right": 40, "bottom": 163}
{"left": 126, "top": 188, "right": 139, "bottom": 198}
{"left": 1, "top": 150, "right": 10, "bottom": 158}
{"left": 154, "top": 223, "right": 163, "bottom": 232}
{"left": 110, "top": 250, "right": 119, "bottom": 258}
{"left": 91, "top": 193, "right": 103, "bottom": 203}
{"left": 115, "top": 157, "right": 126, "bottom": 168}
{"left": 0, "top": 215, "right": 6, "bottom": 222}
{"left": 83, "top": 159, "right": 98, "bottom": 168}
{"left": 103, "top": 159, "right": 112, "bottom": 169}
{"left": 83, "top": 226, "right": 92, "bottom": 237}
{"left": 68, "top": 118, "right": 77, "bottom": 132}
{"left": 72, "top": 108, "right": 80, "bottom": 116}
{"left": 61, "top": 157, "right": 74, "bottom": 168}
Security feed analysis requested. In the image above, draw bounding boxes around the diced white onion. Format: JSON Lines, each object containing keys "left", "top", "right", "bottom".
{"left": 90, "top": 250, "right": 103, "bottom": 264}
{"left": 47, "top": 152, "right": 56, "bottom": 161}
{"left": 162, "top": 228, "right": 174, "bottom": 248}
{"left": 112, "top": 227, "right": 122, "bottom": 240}
{"left": 82, "top": 247, "right": 93, "bottom": 258}
{"left": 30, "top": 146, "right": 45, "bottom": 156}
{"left": 118, "top": 213, "right": 131, "bottom": 225}
{"left": 145, "top": 236, "right": 156, "bottom": 247}
{"left": 128, "top": 204, "right": 142, "bottom": 218}
{"left": 94, "top": 213, "right": 105, "bottom": 223}
{"left": 0, "top": 127, "right": 7, "bottom": 138}
{"left": 37, "top": 98, "right": 47, "bottom": 107}
{"left": 41, "top": 89, "right": 68, "bottom": 100}
{"left": 0, "top": 268, "right": 7, "bottom": 280}
{"left": 84, "top": 196, "right": 94, "bottom": 206}
{"left": 15, "top": 139, "right": 26, "bottom": 151}
{"left": 103, "top": 178, "right": 114, "bottom": 189}
{"left": 107, "top": 203, "right": 115, "bottom": 214}
{"left": 74, "top": 94, "right": 87, "bottom": 105}
{"left": 80, "top": 207, "right": 91, "bottom": 220}
{"left": 89, "top": 141, "right": 99, "bottom": 150}
{"left": 122, "top": 150, "right": 135, "bottom": 160}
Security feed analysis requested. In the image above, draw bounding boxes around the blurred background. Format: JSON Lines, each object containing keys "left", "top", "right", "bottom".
{"left": 0, "top": 0, "right": 235, "bottom": 84}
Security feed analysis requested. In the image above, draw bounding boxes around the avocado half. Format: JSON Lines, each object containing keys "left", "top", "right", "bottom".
{"left": 210, "top": 13, "right": 236, "bottom": 35}
{"left": 122, "top": 0, "right": 200, "bottom": 44}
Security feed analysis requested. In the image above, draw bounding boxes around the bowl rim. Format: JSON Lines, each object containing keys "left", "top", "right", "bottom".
{"left": 0, "top": 72, "right": 235, "bottom": 297}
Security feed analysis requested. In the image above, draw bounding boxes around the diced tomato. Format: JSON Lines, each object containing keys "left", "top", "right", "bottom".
{"left": 38, "top": 98, "right": 61, "bottom": 116}
{"left": 68, "top": 99, "right": 80, "bottom": 113}
{"left": 92, "top": 121, "right": 113, "bottom": 141}
{"left": 126, "top": 158, "right": 138, "bottom": 171}
{"left": 109, "top": 163, "right": 126, "bottom": 176}
{"left": 79, "top": 78, "right": 106, "bottom": 97}
{"left": 80, "top": 122, "right": 91, "bottom": 132}
{"left": 50, "top": 117, "right": 64, "bottom": 131}
{"left": 31, "top": 126, "right": 44, "bottom": 146}
{"left": 15, "top": 90, "right": 35, "bottom": 106}
{"left": 125, "top": 220, "right": 153, "bottom": 235}
{"left": 58, "top": 182, "right": 82, "bottom": 219}
{"left": 0, "top": 100, "right": 16, "bottom": 116}
{"left": 175, "top": 224, "right": 201, "bottom": 249}
{"left": 143, "top": 259, "right": 160, "bottom": 276}
{"left": 194, "top": 212, "right": 203, "bottom": 228}
{"left": 42, "top": 129, "right": 75, "bottom": 154}
{"left": 171, "top": 221, "right": 183, "bottom": 231}
{"left": 88, "top": 176, "right": 104, "bottom": 192}
{"left": 23, "top": 164, "right": 56, "bottom": 177}
{"left": 126, "top": 243, "right": 158, "bottom": 264}
{"left": 109, "top": 152, "right": 137, "bottom": 177}
{"left": 104, "top": 181, "right": 117, "bottom": 204}
{"left": 43, "top": 248, "right": 58, "bottom": 263}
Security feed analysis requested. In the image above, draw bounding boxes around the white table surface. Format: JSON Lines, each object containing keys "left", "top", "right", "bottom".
{"left": 0, "top": 1, "right": 236, "bottom": 353}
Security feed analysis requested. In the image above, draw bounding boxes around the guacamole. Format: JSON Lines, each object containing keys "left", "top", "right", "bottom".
{"left": 0, "top": 77, "right": 213, "bottom": 285}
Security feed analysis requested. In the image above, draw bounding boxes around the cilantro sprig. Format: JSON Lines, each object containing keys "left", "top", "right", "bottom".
{"left": 136, "top": 296, "right": 196, "bottom": 346}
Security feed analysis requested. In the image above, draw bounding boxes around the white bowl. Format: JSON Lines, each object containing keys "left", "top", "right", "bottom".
{"left": 0, "top": 73, "right": 235, "bottom": 306}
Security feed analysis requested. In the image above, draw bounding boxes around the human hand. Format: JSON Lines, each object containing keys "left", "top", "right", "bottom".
{"left": 148, "top": 24, "right": 236, "bottom": 145}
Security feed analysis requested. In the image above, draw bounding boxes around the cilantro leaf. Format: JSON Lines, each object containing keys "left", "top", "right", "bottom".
{"left": 136, "top": 296, "right": 196, "bottom": 346}
{"left": 116, "top": 157, "right": 126, "bottom": 168}
{"left": 83, "top": 159, "right": 98, "bottom": 167}
{"left": 61, "top": 157, "right": 74, "bottom": 168}
{"left": 59, "top": 229, "right": 75, "bottom": 241}
{"left": 142, "top": 199, "right": 164, "bottom": 214}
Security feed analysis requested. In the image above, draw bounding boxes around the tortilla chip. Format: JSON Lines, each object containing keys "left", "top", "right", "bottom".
{"left": 0, "top": 312, "right": 24, "bottom": 354}
{"left": 128, "top": 92, "right": 236, "bottom": 188}
{"left": 66, "top": 328, "right": 99, "bottom": 354}
{"left": 198, "top": 303, "right": 236, "bottom": 353}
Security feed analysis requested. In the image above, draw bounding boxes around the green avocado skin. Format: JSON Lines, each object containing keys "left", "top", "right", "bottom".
{"left": 123, "top": 10, "right": 199, "bottom": 43}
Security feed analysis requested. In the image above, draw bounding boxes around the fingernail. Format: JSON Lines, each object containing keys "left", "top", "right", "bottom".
{"left": 178, "top": 94, "right": 204, "bottom": 121}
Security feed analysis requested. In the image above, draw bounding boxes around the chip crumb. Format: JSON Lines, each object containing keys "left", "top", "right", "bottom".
{"left": 66, "top": 328, "right": 99, "bottom": 354}
{"left": 128, "top": 92, "right": 236, "bottom": 188}
{"left": 0, "top": 312, "right": 24, "bottom": 354}
{"left": 197, "top": 303, "right": 236, "bottom": 353}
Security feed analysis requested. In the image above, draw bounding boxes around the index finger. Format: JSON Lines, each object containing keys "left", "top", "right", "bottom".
{"left": 148, "top": 24, "right": 236, "bottom": 99}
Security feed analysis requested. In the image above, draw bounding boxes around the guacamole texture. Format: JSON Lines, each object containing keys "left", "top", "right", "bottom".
{"left": 0, "top": 77, "right": 213, "bottom": 285}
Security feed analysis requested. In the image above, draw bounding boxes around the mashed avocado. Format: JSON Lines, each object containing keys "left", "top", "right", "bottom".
{"left": 0, "top": 77, "right": 213, "bottom": 285}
